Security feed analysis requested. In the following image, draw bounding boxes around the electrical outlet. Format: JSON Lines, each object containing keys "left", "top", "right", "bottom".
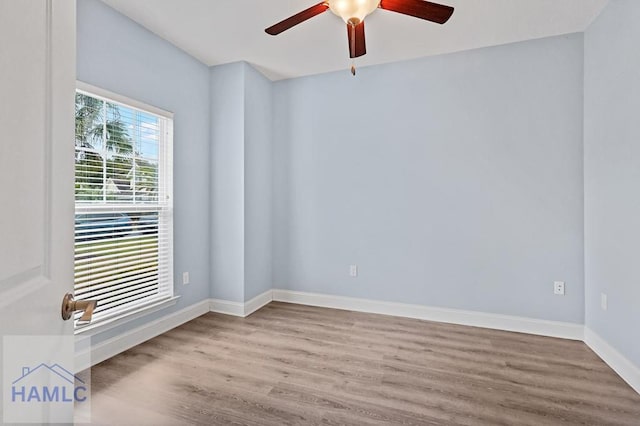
{"left": 601, "top": 293, "right": 607, "bottom": 311}
{"left": 349, "top": 265, "right": 358, "bottom": 277}
{"left": 182, "top": 272, "right": 190, "bottom": 285}
{"left": 554, "top": 281, "right": 565, "bottom": 296}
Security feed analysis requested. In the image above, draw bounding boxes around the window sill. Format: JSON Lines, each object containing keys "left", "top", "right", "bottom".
{"left": 74, "top": 295, "right": 180, "bottom": 337}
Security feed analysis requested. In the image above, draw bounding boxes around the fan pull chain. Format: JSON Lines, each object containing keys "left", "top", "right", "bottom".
{"left": 350, "top": 22, "right": 356, "bottom": 76}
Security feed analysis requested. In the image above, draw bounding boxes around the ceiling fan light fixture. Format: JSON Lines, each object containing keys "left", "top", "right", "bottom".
{"left": 328, "top": 0, "right": 381, "bottom": 24}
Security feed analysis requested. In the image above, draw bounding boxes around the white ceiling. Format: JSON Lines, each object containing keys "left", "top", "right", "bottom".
{"left": 101, "top": 0, "right": 609, "bottom": 80}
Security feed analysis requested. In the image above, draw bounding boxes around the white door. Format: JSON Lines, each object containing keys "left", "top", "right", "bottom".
{"left": 0, "top": 0, "right": 77, "bottom": 423}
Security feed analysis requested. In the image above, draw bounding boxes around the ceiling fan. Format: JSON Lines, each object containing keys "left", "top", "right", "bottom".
{"left": 265, "top": 0, "right": 454, "bottom": 73}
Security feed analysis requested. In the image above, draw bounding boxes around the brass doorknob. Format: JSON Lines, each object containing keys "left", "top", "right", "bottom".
{"left": 61, "top": 293, "right": 97, "bottom": 323}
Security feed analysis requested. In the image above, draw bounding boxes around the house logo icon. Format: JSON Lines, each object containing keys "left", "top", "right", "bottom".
{"left": 11, "top": 364, "right": 87, "bottom": 403}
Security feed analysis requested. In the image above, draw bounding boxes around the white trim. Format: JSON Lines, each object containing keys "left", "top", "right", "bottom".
{"left": 272, "top": 289, "right": 584, "bottom": 340}
{"left": 584, "top": 327, "right": 640, "bottom": 395}
{"left": 76, "top": 81, "right": 174, "bottom": 119}
{"left": 244, "top": 290, "right": 273, "bottom": 316}
{"left": 209, "top": 290, "right": 273, "bottom": 317}
{"left": 74, "top": 299, "right": 209, "bottom": 372}
{"left": 209, "top": 298, "right": 245, "bottom": 317}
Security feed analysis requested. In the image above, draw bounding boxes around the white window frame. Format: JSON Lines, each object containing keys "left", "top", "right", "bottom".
{"left": 74, "top": 81, "right": 176, "bottom": 335}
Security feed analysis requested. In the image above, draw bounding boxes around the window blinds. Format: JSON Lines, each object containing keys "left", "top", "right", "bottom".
{"left": 74, "top": 89, "right": 173, "bottom": 329}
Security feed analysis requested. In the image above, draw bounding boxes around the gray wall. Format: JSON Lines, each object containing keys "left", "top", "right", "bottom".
{"left": 209, "top": 62, "right": 273, "bottom": 302}
{"left": 584, "top": 0, "right": 640, "bottom": 366}
{"left": 77, "top": 0, "right": 211, "bottom": 342}
{"left": 273, "top": 34, "right": 586, "bottom": 323}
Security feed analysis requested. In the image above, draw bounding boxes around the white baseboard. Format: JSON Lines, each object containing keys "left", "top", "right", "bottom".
{"left": 584, "top": 327, "right": 640, "bottom": 395}
{"left": 244, "top": 290, "right": 273, "bottom": 316}
{"left": 272, "top": 289, "right": 584, "bottom": 340}
{"left": 209, "top": 289, "right": 273, "bottom": 317}
{"left": 75, "top": 299, "right": 210, "bottom": 372}
{"left": 209, "top": 298, "right": 245, "bottom": 317}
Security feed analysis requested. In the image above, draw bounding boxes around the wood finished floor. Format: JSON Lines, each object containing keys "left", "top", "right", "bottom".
{"left": 88, "top": 302, "right": 640, "bottom": 425}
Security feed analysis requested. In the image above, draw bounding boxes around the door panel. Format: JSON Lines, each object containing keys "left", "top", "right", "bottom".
{"left": 0, "top": 0, "right": 77, "bottom": 423}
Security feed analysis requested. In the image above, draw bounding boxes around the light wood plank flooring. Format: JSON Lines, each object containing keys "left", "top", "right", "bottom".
{"left": 88, "top": 302, "right": 640, "bottom": 425}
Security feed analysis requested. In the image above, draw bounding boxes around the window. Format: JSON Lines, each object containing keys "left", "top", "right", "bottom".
{"left": 74, "top": 84, "right": 173, "bottom": 331}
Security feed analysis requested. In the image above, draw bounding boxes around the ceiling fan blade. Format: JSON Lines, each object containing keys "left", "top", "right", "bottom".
{"left": 379, "top": 0, "right": 454, "bottom": 24}
{"left": 265, "top": 2, "right": 330, "bottom": 35}
{"left": 347, "top": 21, "right": 366, "bottom": 58}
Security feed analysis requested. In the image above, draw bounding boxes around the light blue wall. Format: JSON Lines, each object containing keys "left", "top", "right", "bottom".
{"left": 584, "top": 0, "right": 640, "bottom": 366}
{"left": 209, "top": 62, "right": 273, "bottom": 302}
{"left": 244, "top": 64, "right": 274, "bottom": 300}
{"left": 273, "top": 34, "right": 586, "bottom": 323}
{"left": 77, "top": 0, "right": 211, "bottom": 343}
{"left": 210, "top": 62, "right": 246, "bottom": 302}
